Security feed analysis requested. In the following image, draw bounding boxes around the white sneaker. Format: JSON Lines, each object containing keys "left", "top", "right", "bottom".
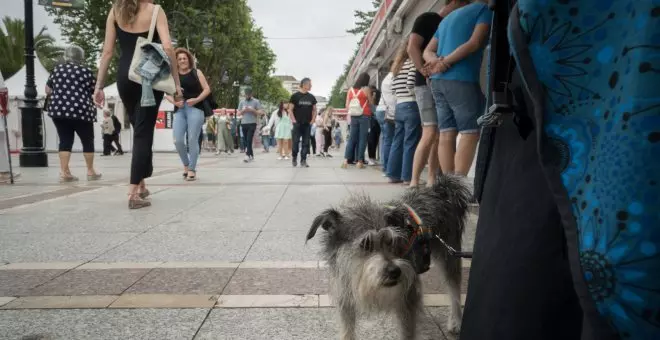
{"left": 277, "top": 156, "right": 284, "bottom": 160}
{"left": 284, "top": 156, "right": 290, "bottom": 160}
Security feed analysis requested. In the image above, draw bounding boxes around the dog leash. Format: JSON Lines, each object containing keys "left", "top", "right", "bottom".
{"left": 401, "top": 203, "right": 473, "bottom": 259}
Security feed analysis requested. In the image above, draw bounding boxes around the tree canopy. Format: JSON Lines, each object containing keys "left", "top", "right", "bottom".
{"left": 46, "top": 0, "right": 288, "bottom": 108}
{"left": 0, "top": 16, "right": 63, "bottom": 79}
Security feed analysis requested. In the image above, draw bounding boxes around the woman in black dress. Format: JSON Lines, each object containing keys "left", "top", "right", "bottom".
{"left": 93, "top": 0, "right": 181, "bottom": 209}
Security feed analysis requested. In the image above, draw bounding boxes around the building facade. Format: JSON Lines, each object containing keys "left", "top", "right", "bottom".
{"left": 274, "top": 75, "right": 300, "bottom": 95}
{"left": 344, "top": 0, "right": 487, "bottom": 92}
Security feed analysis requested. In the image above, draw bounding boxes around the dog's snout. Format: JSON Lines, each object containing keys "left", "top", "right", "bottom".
{"left": 386, "top": 264, "right": 401, "bottom": 280}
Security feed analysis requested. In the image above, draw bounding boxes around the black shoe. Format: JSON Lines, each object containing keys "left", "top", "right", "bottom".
{"left": 301, "top": 160, "right": 309, "bottom": 168}
{"left": 292, "top": 159, "right": 298, "bottom": 167}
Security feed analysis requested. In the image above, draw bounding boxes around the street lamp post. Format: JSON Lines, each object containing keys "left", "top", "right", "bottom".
{"left": 19, "top": 0, "right": 48, "bottom": 167}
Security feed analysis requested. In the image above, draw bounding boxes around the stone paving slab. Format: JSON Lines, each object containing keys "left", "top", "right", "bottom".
{"left": 2, "top": 295, "right": 118, "bottom": 309}
{"left": 0, "top": 270, "right": 66, "bottom": 296}
{"left": 94, "top": 231, "right": 259, "bottom": 262}
{"left": 245, "top": 231, "right": 322, "bottom": 261}
{"left": 26, "top": 269, "right": 151, "bottom": 296}
{"left": 194, "top": 307, "right": 447, "bottom": 340}
{"left": 0, "top": 233, "right": 137, "bottom": 263}
{"left": 223, "top": 268, "right": 328, "bottom": 295}
{"left": 0, "top": 308, "right": 208, "bottom": 340}
{"left": 126, "top": 268, "right": 235, "bottom": 295}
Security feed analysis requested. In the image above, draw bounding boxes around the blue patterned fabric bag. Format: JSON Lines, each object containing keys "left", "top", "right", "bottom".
{"left": 506, "top": 0, "right": 660, "bottom": 338}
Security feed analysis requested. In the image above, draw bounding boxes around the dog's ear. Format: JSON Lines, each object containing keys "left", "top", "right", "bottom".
{"left": 306, "top": 208, "right": 341, "bottom": 242}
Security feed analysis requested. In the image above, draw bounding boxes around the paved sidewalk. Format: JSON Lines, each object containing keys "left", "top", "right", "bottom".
{"left": 0, "top": 150, "right": 477, "bottom": 340}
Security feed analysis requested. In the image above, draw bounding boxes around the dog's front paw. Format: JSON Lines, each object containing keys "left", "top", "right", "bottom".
{"left": 446, "top": 317, "right": 461, "bottom": 334}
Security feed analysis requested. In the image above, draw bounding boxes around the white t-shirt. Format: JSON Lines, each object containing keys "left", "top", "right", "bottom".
{"left": 379, "top": 72, "right": 396, "bottom": 120}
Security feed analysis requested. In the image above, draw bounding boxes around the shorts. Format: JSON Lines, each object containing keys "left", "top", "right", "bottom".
{"left": 430, "top": 78, "right": 485, "bottom": 133}
{"left": 414, "top": 85, "right": 437, "bottom": 126}
{"left": 207, "top": 132, "right": 215, "bottom": 141}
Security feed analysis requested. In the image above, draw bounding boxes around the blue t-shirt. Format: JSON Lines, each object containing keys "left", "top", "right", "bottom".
{"left": 237, "top": 97, "right": 263, "bottom": 124}
{"left": 431, "top": 3, "right": 492, "bottom": 83}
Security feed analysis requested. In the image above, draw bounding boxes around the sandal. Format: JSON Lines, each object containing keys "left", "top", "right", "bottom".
{"left": 128, "top": 194, "right": 151, "bottom": 210}
{"left": 139, "top": 188, "right": 150, "bottom": 199}
{"left": 87, "top": 173, "right": 102, "bottom": 181}
{"left": 186, "top": 171, "right": 197, "bottom": 181}
{"left": 340, "top": 161, "right": 348, "bottom": 169}
{"left": 59, "top": 175, "right": 79, "bottom": 183}
{"left": 356, "top": 162, "right": 365, "bottom": 169}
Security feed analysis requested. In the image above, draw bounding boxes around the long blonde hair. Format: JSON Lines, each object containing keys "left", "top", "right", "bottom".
{"left": 113, "top": 0, "right": 140, "bottom": 25}
{"left": 390, "top": 41, "right": 410, "bottom": 76}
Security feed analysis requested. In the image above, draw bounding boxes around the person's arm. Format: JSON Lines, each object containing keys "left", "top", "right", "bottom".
{"left": 441, "top": 23, "right": 490, "bottom": 68}
{"left": 406, "top": 62, "right": 416, "bottom": 90}
{"left": 93, "top": 11, "right": 117, "bottom": 107}
{"left": 255, "top": 100, "right": 265, "bottom": 116}
{"left": 407, "top": 33, "right": 427, "bottom": 77}
{"left": 187, "top": 69, "right": 211, "bottom": 106}
{"left": 154, "top": 6, "right": 181, "bottom": 96}
{"left": 423, "top": 37, "right": 440, "bottom": 65}
{"left": 288, "top": 96, "right": 297, "bottom": 123}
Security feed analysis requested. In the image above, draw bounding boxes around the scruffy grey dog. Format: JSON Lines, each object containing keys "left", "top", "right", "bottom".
{"left": 306, "top": 175, "right": 471, "bottom": 340}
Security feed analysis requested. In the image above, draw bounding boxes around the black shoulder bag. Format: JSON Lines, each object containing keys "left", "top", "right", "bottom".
{"left": 191, "top": 68, "right": 214, "bottom": 117}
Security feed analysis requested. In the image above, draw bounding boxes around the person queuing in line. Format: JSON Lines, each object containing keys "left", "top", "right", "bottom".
{"left": 289, "top": 78, "right": 317, "bottom": 168}
{"left": 407, "top": 3, "right": 459, "bottom": 187}
{"left": 215, "top": 109, "right": 234, "bottom": 155}
{"left": 165, "top": 48, "right": 211, "bottom": 181}
{"left": 268, "top": 101, "right": 292, "bottom": 160}
{"left": 376, "top": 68, "right": 396, "bottom": 176}
{"left": 424, "top": 0, "right": 491, "bottom": 178}
{"left": 367, "top": 85, "right": 381, "bottom": 166}
{"left": 95, "top": 0, "right": 181, "bottom": 209}
{"left": 320, "top": 107, "right": 334, "bottom": 157}
{"left": 237, "top": 87, "right": 265, "bottom": 163}
{"left": 109, "top": 112, "right": 124, "bottom": 155}
{"left": 387, "top": 41, "right": 422, "bottom": 185}
{"left": 341, "top": 72, "right": 372, "bottom": 169}
{"left": 46, "top": 45, "right": 102, "bottom": 183}
{"left": 101, "top": 109, "right": 116, "bottom": 156}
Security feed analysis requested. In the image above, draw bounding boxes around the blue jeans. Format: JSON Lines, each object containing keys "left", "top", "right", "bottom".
{"left": 387, "top": 102, "right": 421, "bottom": 181}
{"left": 173, "top": 103, "right": 204, "bottom": 171}
{"left": 344, "top": 115, "right": 369, "bottom": 162}
{"left": 380, "top": 120, "right": 394, "bottom": 173}
{"left": 261, "top": 135, "right": 270, "bottom": 152}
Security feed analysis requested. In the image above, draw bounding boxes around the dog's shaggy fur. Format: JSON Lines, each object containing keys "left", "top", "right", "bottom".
{"left": 306, "top": 175, "right": 471, "bottom": 340}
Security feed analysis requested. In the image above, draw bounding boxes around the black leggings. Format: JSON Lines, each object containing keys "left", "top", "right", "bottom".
{"left": 323, "top": 128, "right": 332, "bottom": 153}
{"left": 52, "top": 118, "right": 94, "bottom": 152}
{"left": 117, "top": 76, "right": 164, "bottom": 185}
{"left": 367, "top": 117, "right": 380, "bottom": 159}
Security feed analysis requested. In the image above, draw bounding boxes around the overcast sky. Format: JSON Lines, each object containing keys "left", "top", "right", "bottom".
{"left": 3, "top": 0, "right": 374, "bottom": 97}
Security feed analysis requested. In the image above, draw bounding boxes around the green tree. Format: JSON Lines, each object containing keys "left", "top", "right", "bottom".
{"left": 46, "top": 0, "right": 288, "bottom": 107}
{"left": 330, "top": 0, "right": 382, "bottom": 107}
{"left": 0, "top": 16, "right": 63, "bottom": 79}
{"left": 346, "top": 0, "right": 382, "bottom": 37}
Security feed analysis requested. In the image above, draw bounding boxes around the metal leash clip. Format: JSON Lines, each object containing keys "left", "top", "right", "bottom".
{"left": 434, "top": 234, "right": 473, "bottom": 259}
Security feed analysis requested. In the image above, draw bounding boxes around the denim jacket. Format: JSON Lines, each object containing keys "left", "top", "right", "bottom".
{"left": 134, "top": 43, "right": 172, "bottom": 107}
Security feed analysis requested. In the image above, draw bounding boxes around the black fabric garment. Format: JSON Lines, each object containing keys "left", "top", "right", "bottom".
{"left": 367, "top": 116, "right": 380, "bottom": 159}
{"left": 52, "top": 118, "right": 94, "bottom": 152}
{"left": 289, "top": 92, "right": 317, "bottom": 123}
{"left": 46, "top": 63, "right": 97, "bottom": 123}
{"left": 292, "top": 122, "right": 311, "bottom": 162}
{"left": 112, "top": 115, "right": 121, "bottom": 132}
{"left": 241, "top": 123, "right": 257, "bottom": 157}
{"left": 111, "top": 134, "right": 123, "bottom": 154}
{"left": 411, "top": 12, "right": 442, "bottom": 86}
{"left": 115, "top": 22, "right": 163, "bottom": 185}
{"left": 103, "top": 134, "right": 114, "bottom": 155}
{"left": 178, "top": 70, "right": 204, "bottom": 111}
{"left": 460, "top": 69, "right": 584, "bottom": 340}
{"left": 323, "top": 128, "right": 332, "bottom": 153}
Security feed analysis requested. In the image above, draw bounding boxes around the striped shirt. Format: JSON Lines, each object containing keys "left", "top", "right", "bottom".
{"left": 391, "top": 59, "right": 416, "bottom": 103}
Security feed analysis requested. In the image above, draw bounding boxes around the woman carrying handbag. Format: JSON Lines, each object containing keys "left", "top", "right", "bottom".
{"left": 94, "top": 0, "right": 181, "bottom": 209}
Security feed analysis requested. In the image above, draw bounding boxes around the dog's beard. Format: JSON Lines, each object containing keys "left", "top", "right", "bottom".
{"left": 350, "top": 254, "right": 417, "bottom": 313}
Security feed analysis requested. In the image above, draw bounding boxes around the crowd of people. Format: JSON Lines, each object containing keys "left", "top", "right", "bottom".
{"left": 42, "top": 0, "right": 489, "bottom": 208}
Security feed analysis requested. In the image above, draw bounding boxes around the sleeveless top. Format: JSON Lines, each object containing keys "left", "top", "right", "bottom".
{"left": 115, "top": 21, "right": 161, "bottom": 82}
{"left": 347, "top": 88, "right": 372, "bottom": 116}
{"left": 178, "top": 71, "right": 204, "bottom": 111}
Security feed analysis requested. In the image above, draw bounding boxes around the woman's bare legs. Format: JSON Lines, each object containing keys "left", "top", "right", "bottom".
{"left": 410, "top": 126, "right": 438, "bottom": 187}
{"left": 277, "top": 138, "right": 284, "bottom": 156}
{"left": 58, "top": 151, "right": 73, "bottom": 178}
